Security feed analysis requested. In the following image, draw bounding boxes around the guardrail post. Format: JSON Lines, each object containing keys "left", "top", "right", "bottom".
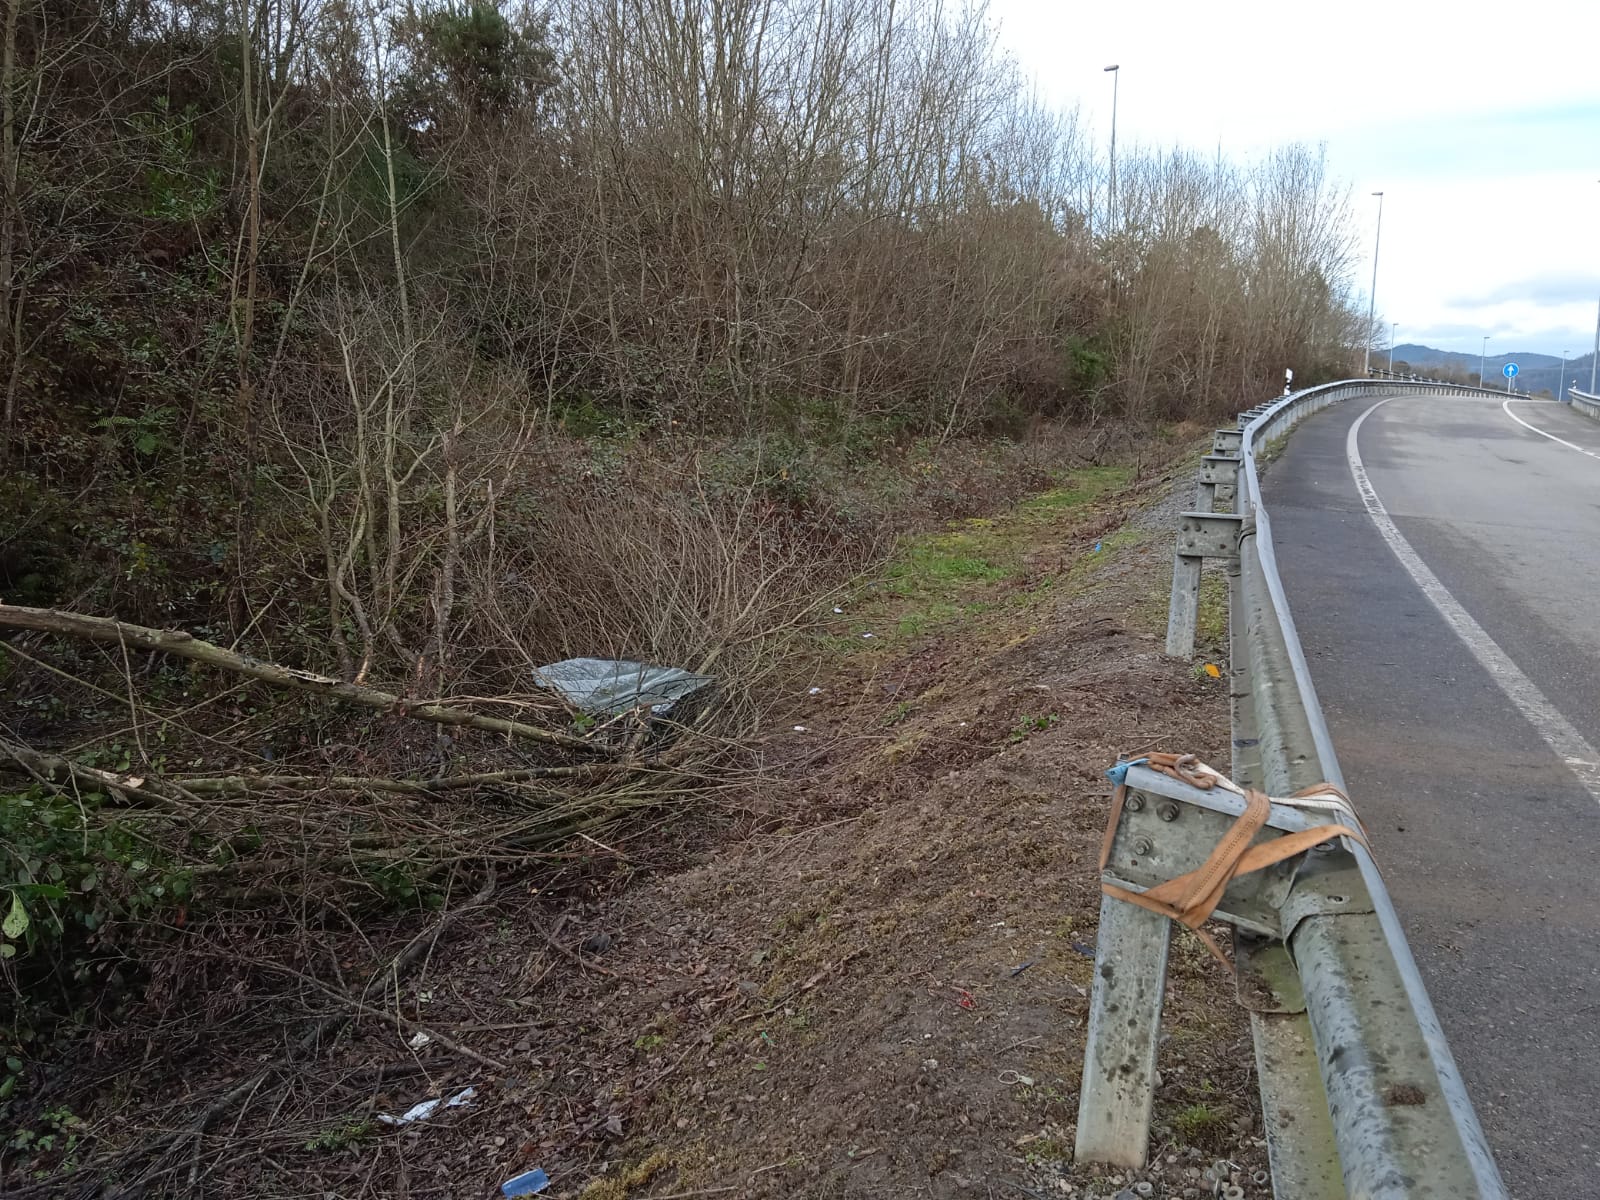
{"left": 1198, "top": 453, "right": 1239, "bottom": 515}
{"left": 1073, "top": 893, "right": 1171, "bottom": 1168}
{"left": 1165, "top": 546, "right": 1202, "bottom": 656}
{"left": 1165, "top": 512, "right": 1241, "bottom": 658}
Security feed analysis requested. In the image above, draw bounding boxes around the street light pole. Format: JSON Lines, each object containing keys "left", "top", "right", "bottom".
{"left": 1591, "top": 294, "right": 1599, "bottom": 394}
{"left": 1389, "top": 323, "right": 1398, "bottom": 372}
{"left": 1560, "top": 350, "right": 1568, "bottom": 399}
{"left": 1104, "top": 65, "right": 1120, "bottom": 233}
{"left": 1480, "top": 335, "right": 1489, "bottom": 389}
{"left": 1362, "top": 191, "right": 1384, "bottom": 376}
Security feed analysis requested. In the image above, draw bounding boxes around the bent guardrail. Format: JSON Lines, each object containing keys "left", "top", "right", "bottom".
{"left": 1077, "top": 380, "right": 1509, "bottom": 1199}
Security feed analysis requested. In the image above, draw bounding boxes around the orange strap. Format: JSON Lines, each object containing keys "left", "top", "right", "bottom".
{"left": 1100, "top": 756, "right": 1367, "bottom": 968}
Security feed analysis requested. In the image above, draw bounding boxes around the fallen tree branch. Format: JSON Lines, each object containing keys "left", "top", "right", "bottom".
{"left": 170, "top": 763, "right": 620, "bottom": 795}
{"left": 0, "top": 737, "right": 193, "bottom": 811}
{"left": 0, "top": 603, "right": 593, "bottom": 751}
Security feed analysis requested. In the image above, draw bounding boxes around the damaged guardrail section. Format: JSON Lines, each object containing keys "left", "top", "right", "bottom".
{"left": 1075, "top": 380, "right": 1510, "bottom": 1199}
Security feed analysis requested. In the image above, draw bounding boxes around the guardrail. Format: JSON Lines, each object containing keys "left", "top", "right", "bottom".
{"left": 1569, "top": 386, "right": 1600, "bottom": 421}
{"left": 1369, "top": 367, "right": 1530, "bottom": 394}
{"left": 1076, "top": 379, "right": 1509, "bottom": 1198}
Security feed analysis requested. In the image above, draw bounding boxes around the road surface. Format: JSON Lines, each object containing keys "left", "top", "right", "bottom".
{"left": 1263, "top": 392, "right": 1600, "bottom": 1196}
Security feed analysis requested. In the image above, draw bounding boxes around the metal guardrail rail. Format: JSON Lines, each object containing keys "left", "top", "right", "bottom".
{"left": 1569, "top": 385, "right": 1600, "bottom": 421}
{"left": 1076, "top": 379, "right": 1511, "bottom": 1199}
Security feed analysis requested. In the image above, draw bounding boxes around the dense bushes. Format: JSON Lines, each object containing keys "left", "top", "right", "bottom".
{"left": 0, "top": 0, "right": 1364, "bottom": 1084}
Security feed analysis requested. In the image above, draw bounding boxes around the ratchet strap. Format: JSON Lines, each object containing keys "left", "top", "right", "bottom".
{"left": 1098, "top": 753, "right": 1367, "bottom": 967}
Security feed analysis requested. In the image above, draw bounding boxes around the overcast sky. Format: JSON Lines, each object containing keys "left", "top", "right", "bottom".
{"left": 989, "top": 0, "right": 1600, "bottom": 360}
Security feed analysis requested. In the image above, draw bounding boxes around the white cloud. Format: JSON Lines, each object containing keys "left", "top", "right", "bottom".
{"left": 988, "top": 0, "right": 1600, "bottom": 356}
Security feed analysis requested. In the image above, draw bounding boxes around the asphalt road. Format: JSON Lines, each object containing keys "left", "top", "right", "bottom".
{"left": 1263, "top": 392, "right": 1600, "bottom": 1197}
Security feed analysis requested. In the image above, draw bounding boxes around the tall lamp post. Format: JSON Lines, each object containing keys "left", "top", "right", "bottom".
{"left": 1480, "top": 335, "right": 1490, "bottom": 389}
{"left": 1389, "top": 322, "right": 1398, "bottom": 372}
{"left": 1591, "top": 296, "right": 1599, "bottom": 394}
{"left": 1560, "top": 350, "right": 1568, "bottom": 399}
{"left": 1362, "top": 191, "right": 1384, "bottom": 375}
{"left": 1104, "top": 65, "right": 1120, "bottom": 232}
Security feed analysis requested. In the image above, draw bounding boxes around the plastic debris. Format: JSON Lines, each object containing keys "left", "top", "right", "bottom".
{"left": 860, "top": 632, "right": 874, "bottom": 639}
{"left": 501, "top": 1168, "right": 551, "bottom": 1197}
{"left": 406, "top": 1030, "right": 432, "bottom": 1050}
{"left": 808, "top": 686, "right": 823, "bottom": 695}
{"left": 534, "top": 658, "right": 713, "bottom": 716}
{"left": 1008, "top": 960, "right": 1036, "bottom": 978}
{"left": 832, "top": 606, "right": 844, "bottom": 614}
{"left": 792, "top": 725, "right": 807, "bottom": 732}
{"left": 1203, "top": 662, "right": 1221, "bottom": 678}
{"left": 1105, "top": 757, "right": 1149, "bottom": 786}
{"left": 1094, "top": 541, "right": 1103, "bottom": 552}
{"left": 378, "top": 1085, "right": 476, "bottom": 1126}
{"left": 1070, "top": 940, "right": 1095, "bottom": 958}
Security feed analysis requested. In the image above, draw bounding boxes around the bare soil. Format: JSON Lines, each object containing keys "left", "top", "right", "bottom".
{"left": 8, "top": 455, "right": 1271, "bottom": 1200}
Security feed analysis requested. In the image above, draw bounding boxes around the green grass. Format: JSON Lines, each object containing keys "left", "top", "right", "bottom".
{"left": 886, "top": 538, "right": 1010, "bottom": 595}
{"left": 1173, "top": 1101, "right": 1230, "bottom": 1148}
{"left": 304, "top": 1116, "right": 372, "bottom": 1153}
{"left": 1196, "top": 570, "right": 1228, "bottom": 646}
{"left": 1016, "top": 464, "right": 1136, "bottom": 514}
{"left": 1008, "top": 713, "right": 1059, "bottom": 743}
{"left": 817, "top": 463, "right": 1147, "bottom": 656}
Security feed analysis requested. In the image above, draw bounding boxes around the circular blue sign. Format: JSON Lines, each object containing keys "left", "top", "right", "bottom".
{"left": 1503, "top": 362, "right": 1519, "bottom": 378}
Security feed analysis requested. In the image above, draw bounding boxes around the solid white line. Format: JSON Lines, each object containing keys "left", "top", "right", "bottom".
{"left": 1501, "top": 399, "right": 1600, "bottom": 461}
{"left": 1348, "top": 397, "right": 1600, "bottom": 803}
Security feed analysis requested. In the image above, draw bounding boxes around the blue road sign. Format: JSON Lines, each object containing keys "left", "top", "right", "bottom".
{"left": 1503, "top": 362, "right": 1519, "bottom": 379}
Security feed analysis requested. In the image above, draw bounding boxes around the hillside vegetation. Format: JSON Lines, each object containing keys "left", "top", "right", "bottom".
{"left": 0, "top": 1, "right": 1364, "bottom": 1189}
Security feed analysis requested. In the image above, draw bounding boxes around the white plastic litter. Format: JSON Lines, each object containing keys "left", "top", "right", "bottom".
{"left": 792, "top": 725, "right": 807, "bottom": 733}
{"left": 534, "top": 658, "right": 713, "bottom": 716}
{"left": 407, "top": 1031, "right": 432, "bottom": 1050}
{"left": 378, "top": 1086, "right": 477, "bottom": 1126}
{"left": 808, "top": 687, "right": 823, "bottom": 695}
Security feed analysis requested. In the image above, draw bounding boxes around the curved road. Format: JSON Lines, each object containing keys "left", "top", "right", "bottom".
{"left": 1264, "top": 393, "right": 1600, "bottom": 1196}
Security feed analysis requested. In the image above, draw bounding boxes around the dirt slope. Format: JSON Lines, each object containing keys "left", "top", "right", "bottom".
{"left": 329, "top": 463, "right": 1264, "bottom": 1200}
{"left": 11, "top": 456, "right": 1271, "bottom": 1200}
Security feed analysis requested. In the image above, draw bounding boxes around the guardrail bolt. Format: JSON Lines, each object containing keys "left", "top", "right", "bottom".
{"left": 1125, "top": 794, "right": 1145, "bottom": 812}
{"left": 1133, "top": 837, "right": 1154, "bottom": 856}
{"left": 1157, "top": 802, "right": 1180, "bottom": 822}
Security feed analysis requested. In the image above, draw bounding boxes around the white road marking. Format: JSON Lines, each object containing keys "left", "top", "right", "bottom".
{"left": 1348, "top": 397, "right": 1600, "bottom": 803}
{"left": 1501, "top": 399, "right": 1600, "bottom": 460}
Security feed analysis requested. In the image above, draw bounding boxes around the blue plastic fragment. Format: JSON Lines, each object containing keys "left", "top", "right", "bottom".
{"left": 502, "top": 1168, "right": 551, "bottom": 1197}
{"left": 1093, "top": 541, "right": 1102, "bottom": 552}
{"left": 1105, "top": 757, "right": 1148, "bottom": 786}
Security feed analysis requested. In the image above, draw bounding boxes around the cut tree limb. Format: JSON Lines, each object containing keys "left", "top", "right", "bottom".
{"left": 171, "top": 763, "right": 620, "bottom": 795}
{"left": 0, "top": 737, "right": 192, "bottom": 810}
{"left": 0, "top": 747, "right": 623, "bottom": 800}
{"left": 0, "top": 603, "right": 593, "bottom": 751}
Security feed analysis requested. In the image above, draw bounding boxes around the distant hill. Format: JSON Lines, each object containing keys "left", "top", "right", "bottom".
{"left": 1388, "top": 343, "right": 1596, "bottom": 395}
